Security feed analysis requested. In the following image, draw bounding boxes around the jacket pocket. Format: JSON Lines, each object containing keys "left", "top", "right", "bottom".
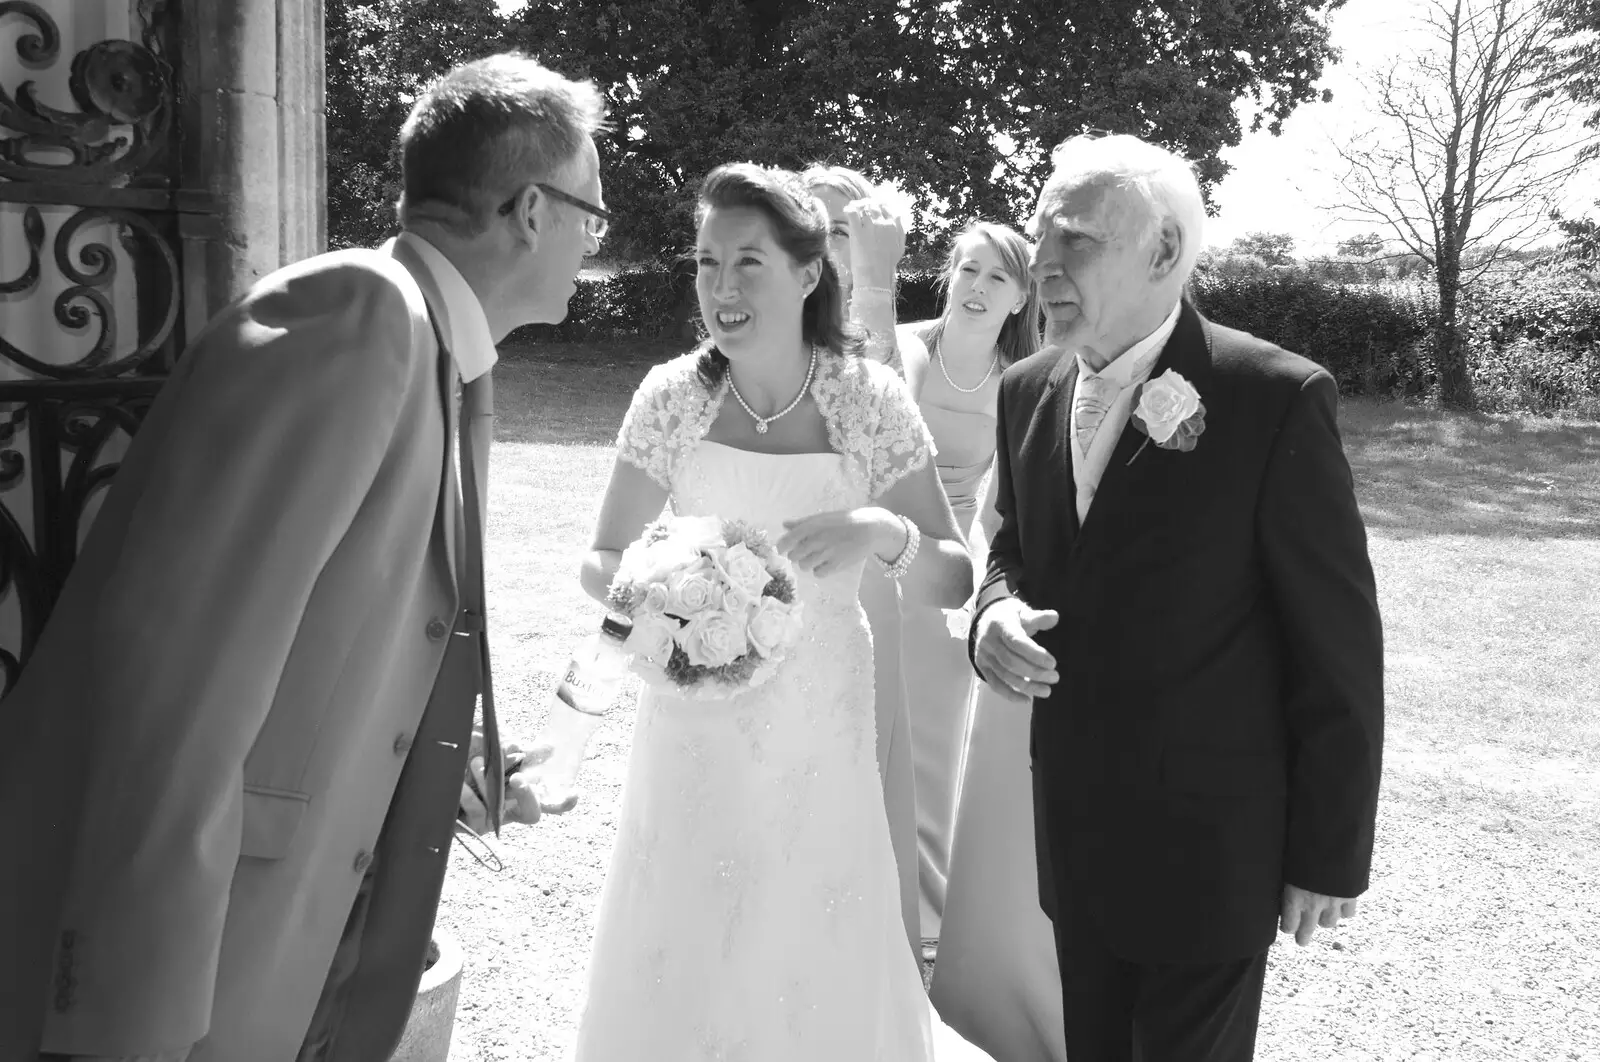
{"left": 239, "top": 785, "right": 311, "bottom": 860}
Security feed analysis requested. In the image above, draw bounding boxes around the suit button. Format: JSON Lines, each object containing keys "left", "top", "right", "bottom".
{"left": 426, "top": 617, "right": 450, "bottom": 640}
{"left": 393, "top": 732, "right": 413, "bottom": 755}
{"left": 353, "top": 849, "right": 374, "bottom": 874}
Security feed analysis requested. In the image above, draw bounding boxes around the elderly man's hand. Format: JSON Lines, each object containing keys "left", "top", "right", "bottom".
{"left": 973, "top": 598, "right": 1060, "bottom": 703}
{"left": 1280, "top": 884, "right": 1360, "bottom": 946}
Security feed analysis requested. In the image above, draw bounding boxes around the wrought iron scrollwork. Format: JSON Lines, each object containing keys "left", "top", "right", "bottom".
{"left": 0, "top": 204, "right": 45, "bottom": 294}
{"left": 0, "top": 205, "right": 181, "bottom": 378}
{"left": 0, "top": 0, "right": 175, "bottom": 185}
{"left": 0, "top": 0, "right": 188, "bottom": 696}
{"left": 0, "top": 387, "right": 160, "bottom": 695}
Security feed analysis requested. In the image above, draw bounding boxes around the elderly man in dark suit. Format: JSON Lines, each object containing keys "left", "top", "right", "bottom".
{"left": 970, "top": 133, "right": 1385, "bottom": 1062}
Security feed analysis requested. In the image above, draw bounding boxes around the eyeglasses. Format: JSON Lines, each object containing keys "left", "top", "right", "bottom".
{"left": 499, "top": 183, "right": 611, "bottom": 240}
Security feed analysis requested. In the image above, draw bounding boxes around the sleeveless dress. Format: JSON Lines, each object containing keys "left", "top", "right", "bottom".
{"left": 575, "top": 350, "right": 993, "bottom": 1061}
{"left": 927, "top": 425, "right": 1068, "bottom": 1062}
{"left": 901, "top": 400, "right": 996, "bottom": 937}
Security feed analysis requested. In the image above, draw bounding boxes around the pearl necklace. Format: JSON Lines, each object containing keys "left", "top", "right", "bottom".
{"left": 727, "top": 345, "right": 818, "bottom": 434}
{"left": 936, "top": 335, "right": 999, "bottom": 394}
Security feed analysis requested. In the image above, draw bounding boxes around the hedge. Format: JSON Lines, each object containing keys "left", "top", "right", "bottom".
{"left": 509, "top": 263, "right": 1600, "bottom": 415}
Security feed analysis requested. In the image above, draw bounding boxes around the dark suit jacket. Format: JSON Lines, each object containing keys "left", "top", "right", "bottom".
{"left": 970, "top": 301, "right": 1384, "bottom": 963}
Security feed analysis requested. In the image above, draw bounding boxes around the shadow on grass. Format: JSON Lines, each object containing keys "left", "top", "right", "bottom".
{"left": 1342, "top": 399, "right": 1600, "bottom": 539}
{"left": 493, "top": 337, "right": 683, "bottom": 446}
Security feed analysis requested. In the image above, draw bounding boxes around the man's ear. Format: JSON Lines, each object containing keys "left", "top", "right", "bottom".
{"left": 1149, "top": 218, "right": 1183, "bottom": 280}
{"left": 509, "top": 183, "right": 543, "bottom": 252}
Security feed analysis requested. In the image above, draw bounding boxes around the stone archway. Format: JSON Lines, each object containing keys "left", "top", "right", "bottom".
{"left": 0, "top": 0, "right": 324, "bottom": 696}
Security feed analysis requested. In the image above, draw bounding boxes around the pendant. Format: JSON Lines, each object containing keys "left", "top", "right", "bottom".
{"left": 755, "top": 421, "right": 769, "bottom": 434}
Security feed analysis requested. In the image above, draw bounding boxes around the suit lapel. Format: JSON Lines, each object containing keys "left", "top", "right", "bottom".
{"left": 1067, "top": 301, "right": 1214, "bottom": 567}
{"left": 1043, "top": 352, "right": 1081, "bottom": 546}
{"left": 390, "top": 238, "right": 464, "bottom": 588}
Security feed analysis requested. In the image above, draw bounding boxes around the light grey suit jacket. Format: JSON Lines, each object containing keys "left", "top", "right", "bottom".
{"left": 0, "top": 240, "right": 477, "bottom": 1061}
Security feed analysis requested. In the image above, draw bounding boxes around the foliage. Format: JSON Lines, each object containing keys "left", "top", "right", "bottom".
{"left": 1337, "top": 232, "right": 1390, "bottom": 259}
{"left": 1228, "top": 232, "right": 1297, "bottom": 265}
{"left": 325, "top": 0, "right": 511, "bottom": 249}
{"left": 1539, "top": 0, "right": 1600, "bottom": 159}
{"left": 516, "top": 263, "right": 1600, "bottom": 415}
{"left": 1463, "top": 270, "right": 1600, "bottom": 413}
{"left": 1188, "top": 266, "right": 1437, "bottom": 397}
{"left": 1329, "top": 0, "right": 1590, "bottom": 409}
{"left": 1552, "top": 201, "right": 1600, "bottom": 263}
{"left": 499, "top": 0, "right": 1345, "bottom": 258}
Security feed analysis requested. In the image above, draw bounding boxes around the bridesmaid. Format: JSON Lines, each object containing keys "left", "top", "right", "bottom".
{"left": 898, "top": 225, "right": 1039, "bottom": 944}
{"left": 800, "top": 164, "right": 922, "bottom": 960}
{"left": 925, "top": 260, "right": 1066, "bottom": 1059}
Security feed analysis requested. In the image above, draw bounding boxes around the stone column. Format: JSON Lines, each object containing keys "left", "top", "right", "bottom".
{"left": 188, "top": 0, "right": 325, "bottom": 317}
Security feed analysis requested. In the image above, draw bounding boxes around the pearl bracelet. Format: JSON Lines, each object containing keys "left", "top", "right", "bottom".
{"left": 879, "top": 514, "right": 920, "bottom": 579}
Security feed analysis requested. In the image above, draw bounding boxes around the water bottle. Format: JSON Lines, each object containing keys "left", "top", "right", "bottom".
{"left": 530, "top": 612, "right": 633, "bottom": 798}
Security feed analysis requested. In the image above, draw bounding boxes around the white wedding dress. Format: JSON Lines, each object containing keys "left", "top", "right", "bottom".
{"left": 575, "top": 350, "right": 993, "bottom": 1061}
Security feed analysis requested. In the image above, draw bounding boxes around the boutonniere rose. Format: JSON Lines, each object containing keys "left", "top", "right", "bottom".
{"left": 1128, "top": 369, "right": 1205, "bottom": 465}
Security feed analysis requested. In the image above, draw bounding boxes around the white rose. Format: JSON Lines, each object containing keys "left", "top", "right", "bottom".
{"left": 718, "top": 542, "right": 773, "bottom": 598}
{"left": 747, "top": 596, "right": 799, "bottom": 657}
{"left": 1133, "top": 370, "right": 1202, "bottom": 444}
{"left": 641, "top": 581, "right": 670, "bottom": 615}
{"left": 666, "top": 565, "right": 718, "bottom": 616}
{"left": 625, "top": 538, "right": 698, "bottom": 584}
{"left": 717, "top": 581, "right": 754, "bottom": 616}
{"left": 624, "top": 613, "right": 679, "bottom": 666}
{"left": 678, "top": 610, "right": 749, "bottom": 669}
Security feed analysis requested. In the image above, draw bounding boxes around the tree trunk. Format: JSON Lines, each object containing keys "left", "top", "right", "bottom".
{"left": 1434, "top": 256, "right": 1476, "bottom": 410}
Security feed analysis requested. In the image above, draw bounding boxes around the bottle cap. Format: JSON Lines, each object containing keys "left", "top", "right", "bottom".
{"left": 600, "top": 612, "right": 634, "bottom": 642}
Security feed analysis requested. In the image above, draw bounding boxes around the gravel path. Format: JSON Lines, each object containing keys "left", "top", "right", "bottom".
{"left": 436, "top": 714, "right": 1600, "bottom": 1061}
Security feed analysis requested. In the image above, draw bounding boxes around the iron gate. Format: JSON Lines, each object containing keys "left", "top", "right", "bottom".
{"left": 0, "top": 0, "right": 217, "bottom": 696}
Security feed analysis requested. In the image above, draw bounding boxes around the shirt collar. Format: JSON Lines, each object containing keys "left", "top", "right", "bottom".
{"left": 394, "top": 231, "right": 498, "bottom": 383}
{"left": 1076, "top": 300, "right": 1182, "bottom": 389}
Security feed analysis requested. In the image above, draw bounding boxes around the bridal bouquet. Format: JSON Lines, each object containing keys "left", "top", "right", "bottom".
{"left": 606, "top": 515, "right": 804, "bottom": 699}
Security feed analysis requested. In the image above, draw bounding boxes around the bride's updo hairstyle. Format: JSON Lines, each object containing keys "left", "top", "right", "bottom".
{"left": 693, "top": 163, "right": 864, "bottom": 389}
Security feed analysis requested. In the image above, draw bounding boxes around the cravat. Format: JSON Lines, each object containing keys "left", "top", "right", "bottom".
{"left": 458, "top": 373, "right": 504, "bottom": 832}
{"left": 1072, "top": 371, "right": 1121, "bottom": 460}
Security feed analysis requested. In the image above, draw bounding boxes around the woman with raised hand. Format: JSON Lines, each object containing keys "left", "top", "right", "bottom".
{"left": 801, "top": 163, "right": 924, "bottom": 960}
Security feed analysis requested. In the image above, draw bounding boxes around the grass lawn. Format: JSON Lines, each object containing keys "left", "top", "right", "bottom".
{"left": 435, "top": 338, "right": 1600, "bottom": 1062}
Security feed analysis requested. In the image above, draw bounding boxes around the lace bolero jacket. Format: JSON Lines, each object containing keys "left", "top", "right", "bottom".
{"left": 615, "top": 347, "right": 937, "bottom": 504}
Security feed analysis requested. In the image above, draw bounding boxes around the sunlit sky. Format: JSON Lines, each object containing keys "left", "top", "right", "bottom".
{"left": 499, "top": 0, "right": 1599, "bottom": 254}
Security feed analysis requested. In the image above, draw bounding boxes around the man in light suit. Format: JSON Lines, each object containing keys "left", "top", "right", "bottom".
{"left": 0, "top": 54, "right": 610, "bottom": 1062}
{"left": 970, "top": 134, "right": 1384, "bottom": 1061}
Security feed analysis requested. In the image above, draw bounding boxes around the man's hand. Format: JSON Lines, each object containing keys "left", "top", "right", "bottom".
{"left": 458, "top": 732, "right": 580, "bottom": 833}
{"left": 1280, "top": 884, "right": 1359, "bottom": 946}
{"left": 973, "top": 598, "right": 1060, "bottom": 702}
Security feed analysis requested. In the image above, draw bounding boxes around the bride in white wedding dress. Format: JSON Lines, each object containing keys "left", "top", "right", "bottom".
{"left": 571, "top": 163, "right": 996, "bottom": 1061}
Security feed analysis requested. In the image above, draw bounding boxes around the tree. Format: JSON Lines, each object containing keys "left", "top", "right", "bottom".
{"left": 1336, "top": 232, "right": 1391, "bottom": 259}
{"left": 1331, "top": 0, "right": 1589, "bottom": 408}
{"left": 1229, "top": 232, "right": 1297, "bottom": 265}
{"left": 1554, "top": 201, "right": 1600, "bottom": 261}
{"left": 1539, "top": 0, "right": 1600, "bottom": 159}
{"left": 325, "top": 0, "right": 511, "bottom": 249}
{"left": 503, "top": 0, "right": 1346, "bottom": 260}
